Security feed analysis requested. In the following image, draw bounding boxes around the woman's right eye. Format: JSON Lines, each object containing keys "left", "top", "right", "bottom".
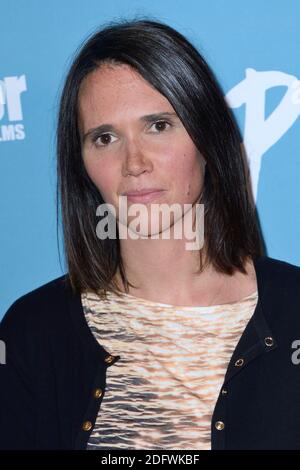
{"left": 93, "top": 133, "right": 117, "bottom": 147}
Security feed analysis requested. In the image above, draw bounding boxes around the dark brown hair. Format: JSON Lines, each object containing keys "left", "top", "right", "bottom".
{"left": 56, "top": 16, "right": 265, "bottom": 298}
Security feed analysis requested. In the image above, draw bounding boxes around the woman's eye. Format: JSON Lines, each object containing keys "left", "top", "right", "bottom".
{"left": 93, "top": 133, "right": 117, "bottom": 147}
{"left": 150, "top": 120, "right": 172, "bottom": 132}
{"left": 92, "top": 120, "right": 172, "bottom": 147}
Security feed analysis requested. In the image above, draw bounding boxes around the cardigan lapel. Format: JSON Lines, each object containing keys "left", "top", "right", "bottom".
{"left": 223, "top": 255, "right": 278, "bottom": 385}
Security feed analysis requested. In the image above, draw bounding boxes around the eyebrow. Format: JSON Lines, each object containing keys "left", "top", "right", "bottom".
{"left": 81, "top": 111, "right": 178, "bottom": 144}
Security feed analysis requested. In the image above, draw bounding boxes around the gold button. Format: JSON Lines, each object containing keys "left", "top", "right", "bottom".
{"left": 235, "top": 358, "right": 244, "bottom": 367}
{"left": 264, "top": 337, "right": 274, "bottom": 347}
{"left": 82, "top": 420, "right": 92, "bottom": 432}
{"left": 104, "top": 354, "right": 114, "bottom": 364}
{"left": 215, "top": 421, "right": 225, "bottom": 431}
{"left": 93, "top": 388, "right": 103, "bottom": 399}
{"left": 221, "top": 389, "right": 228, "bottom": 395}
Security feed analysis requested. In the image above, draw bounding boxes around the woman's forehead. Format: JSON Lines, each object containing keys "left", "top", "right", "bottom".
{"left": 78, "top": 65, "right": 173, "bottom": 128}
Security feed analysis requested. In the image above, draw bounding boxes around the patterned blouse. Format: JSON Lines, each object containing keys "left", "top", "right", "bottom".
{"left": 81, "top": 288, "right": 258, "bottom": 450}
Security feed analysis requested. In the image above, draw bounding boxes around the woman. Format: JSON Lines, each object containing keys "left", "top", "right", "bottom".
{"left": 1, "top": 18, "right": 300, "bottom": 451}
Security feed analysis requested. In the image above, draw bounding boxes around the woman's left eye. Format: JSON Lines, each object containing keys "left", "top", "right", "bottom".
{"left": 150, "top": 120, "right": 172, "bottom": 132}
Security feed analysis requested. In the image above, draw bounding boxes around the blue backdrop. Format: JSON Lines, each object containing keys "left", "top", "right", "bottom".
{"left": 1, "top": 0, "right": 300, "bottom": 318}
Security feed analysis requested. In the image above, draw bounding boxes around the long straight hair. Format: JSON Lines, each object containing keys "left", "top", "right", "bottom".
{"left": 56, "top": 17, "right": 265, "bottom": 298}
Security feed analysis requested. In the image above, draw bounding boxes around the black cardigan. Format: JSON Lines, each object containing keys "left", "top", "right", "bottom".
{"left": 1, "top": 255, "right": 300, "bottom": 450}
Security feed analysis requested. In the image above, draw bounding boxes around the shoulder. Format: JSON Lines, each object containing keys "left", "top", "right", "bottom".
{"left": 254, "top": 256, "right": 300, "bottom": 328}
{"left": 255, "top": 255, "right": 300, "bottom": 303}
{"left": 0, "top": 274, "right": 75, "bottom": 342}
{"left": 0, "top": 274, "right": 84, "bottom": 378}
{"left": 255, "top": 255, "right": 300, "bottom": 286}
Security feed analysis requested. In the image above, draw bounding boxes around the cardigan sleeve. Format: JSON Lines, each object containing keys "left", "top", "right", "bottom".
{"left": 0, "top": 298, "right": 37, "bottom": 449}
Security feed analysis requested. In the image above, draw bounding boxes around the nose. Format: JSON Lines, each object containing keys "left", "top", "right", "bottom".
{"left": 122, "top": 139, "right": 152, "bottom": 177}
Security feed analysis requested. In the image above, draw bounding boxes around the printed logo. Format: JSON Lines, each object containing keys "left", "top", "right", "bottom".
{"left": 226, "top": 68, "right": 300, "bottom": 201}
{"left": 0, "top": 75, "right": 27, "bottom": 142}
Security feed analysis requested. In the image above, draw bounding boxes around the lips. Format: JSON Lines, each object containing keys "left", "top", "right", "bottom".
{"left": 122, "top": 188, "right": 164, "bottom": 196}
{"left": 121, "top": 189, "right": 165, "bottom": 203}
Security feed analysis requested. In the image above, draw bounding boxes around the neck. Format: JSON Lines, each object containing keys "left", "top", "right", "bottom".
{"left": 113, "top": 217, "right": 256, "bottom": 307}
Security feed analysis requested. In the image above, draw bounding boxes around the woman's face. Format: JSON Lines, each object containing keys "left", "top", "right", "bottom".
{"left": 78, "top": 63, "right": 206, "bottom": 236}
